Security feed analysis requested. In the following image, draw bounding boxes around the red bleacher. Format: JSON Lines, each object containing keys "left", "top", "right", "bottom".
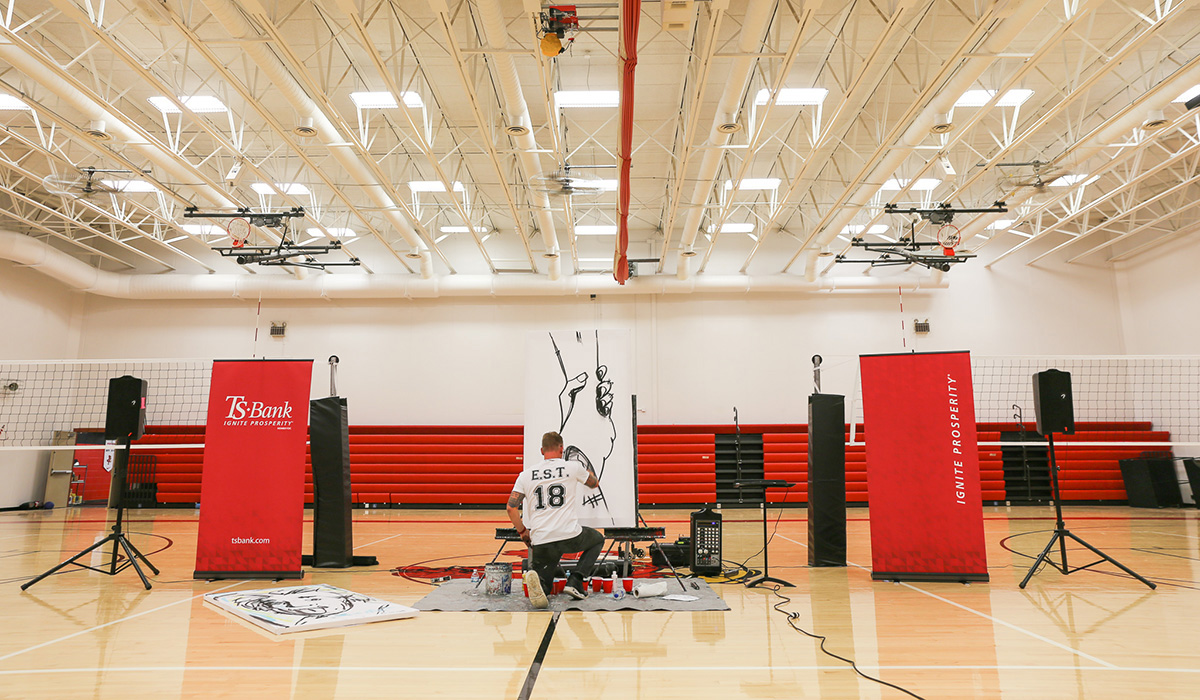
{"left": 130, "top": 421, "right": 1168, "bottom": 507}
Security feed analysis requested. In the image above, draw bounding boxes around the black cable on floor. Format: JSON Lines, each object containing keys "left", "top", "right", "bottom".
{"left": 770, "top": 586, "right": 926, "bottom": 700}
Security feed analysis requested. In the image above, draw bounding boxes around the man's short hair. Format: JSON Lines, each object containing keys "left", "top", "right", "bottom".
{"left": 542, "top": 431, "right": 564, "bottom": 451}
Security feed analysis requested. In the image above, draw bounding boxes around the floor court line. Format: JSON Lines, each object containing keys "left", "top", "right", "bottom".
{"left": 0, "top": 581, "right": 246, "bottom": 664}
{"left": 4, "top": 664, "right": 1199, "bottom": 676}
{"left": 354, "top": 532, "right": 403, "bottom": 549}
{"left": 775, "top": 534, "right": 1118, "bottom": 669}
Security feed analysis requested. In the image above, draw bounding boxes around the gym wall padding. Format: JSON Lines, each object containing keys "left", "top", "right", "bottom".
{"left": 132, "top": 421, "right": 1167, "bottom": 507}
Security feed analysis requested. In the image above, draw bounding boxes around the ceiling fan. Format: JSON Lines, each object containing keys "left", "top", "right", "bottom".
{"left": 531, "top": 165, "right": 608, "bottom": 197}
{"left": 41, "top": 167, "right": 146, "bottom": 200}
{"left": 993, "top": 160, "right": 1068, "bottom": 193}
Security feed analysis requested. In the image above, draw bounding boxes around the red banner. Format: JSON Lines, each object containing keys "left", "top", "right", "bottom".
{"left": 859, "top": 351, "right": 988, "bottom": 581}
{"left": 194, "top": 359, "right": 312, "bottom": 579}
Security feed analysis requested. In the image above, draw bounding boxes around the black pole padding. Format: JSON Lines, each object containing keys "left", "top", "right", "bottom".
{"left": 309, "top": 397, "right": 354, "bottom": 568}
{"left": 807, "top": 393, "right": 847, "bottom": 567}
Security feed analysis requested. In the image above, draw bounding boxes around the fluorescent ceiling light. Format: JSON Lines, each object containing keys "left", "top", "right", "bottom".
{"left": 101, "top": 179, "right": 157, "bottom": 193}
{"left": 307, "top": 227, "right": 357, "bottom": 238}
{"left": 554, "top": 91, "right": 620, "bottom": 109}
{"left": 595, "top": 180, "right": 619, "bottom": 191}
{"left": 707, "top": 222, "right": 756, "bottom": 234}
{"left": 754, "top": 88, "right": 828, "bottom": 106}
{"left": 148, "top": 95, "right": 228, "bottom": 113}
{"left": 181, "top": 223, "right": 222, "bottom": 237}
{"left": 575, "top": 225, "right": 618, "bottom": 236}
{"left": 1172, "top": 85, "right": 1200, "bottom": 103}
{"left": 725, "top": 178, "right": 781, "bottom": 191}
{"left": 351, "top": 91, "right": 397, "bottom": 109}
{"left": 439, "top": 226, "right": 490, "bottom": 234}
{"left": 1050, "top": 174, "right": 1098, "bottom": 187}
{"left": 408, "top": 180, "right": 465, "bottom": 193}
{"left": 881, "top": 178, "right": 941, "bottom": 191}
{"left": 954, "top": 89, "right": 1034, "bottom": 108}
{"left": 841, "top": 224, "right": 890, "bottom": 235}
{"left": 251, "top": 182, "right": 310, "bottom": 195}
{"left": 0, "top": 94, "right": 31, "bottom": 110}
{"left": 987, "top": 219, "right": 1015, "bottom": 230}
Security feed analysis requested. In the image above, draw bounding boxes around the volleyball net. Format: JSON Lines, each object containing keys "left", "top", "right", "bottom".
{"left": 0, "top": 359, "right": 210, "bottom": 450}
{"left": 2, "top": 355, "right": 1198, "bottom": 454}
{"left": 850, "top": 355, "right": 1200, "bottom": 452}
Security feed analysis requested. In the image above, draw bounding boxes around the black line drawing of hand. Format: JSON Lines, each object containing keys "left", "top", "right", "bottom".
{"left": 549, "top": 331, "right": 618, "bottom": 522}
{"left": 552, "top": 334, "right": 589, "bottom": 432}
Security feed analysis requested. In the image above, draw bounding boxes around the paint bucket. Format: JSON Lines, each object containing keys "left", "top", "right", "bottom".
{"left": 484, "top": 562, "right": 512, "bottom": 596}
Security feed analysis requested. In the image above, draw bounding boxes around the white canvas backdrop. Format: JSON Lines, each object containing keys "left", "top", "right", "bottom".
{"left": 524, "top": 330, "right": 635, "bottom": 528}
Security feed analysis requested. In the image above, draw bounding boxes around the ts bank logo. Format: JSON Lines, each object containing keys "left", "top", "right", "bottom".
{"left": 223, "top": 395, "right": 294, "bottom": 428}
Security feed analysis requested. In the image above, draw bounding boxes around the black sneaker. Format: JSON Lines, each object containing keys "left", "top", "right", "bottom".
{"left": 564, "top": 583, "right": 587, "bottom": 600}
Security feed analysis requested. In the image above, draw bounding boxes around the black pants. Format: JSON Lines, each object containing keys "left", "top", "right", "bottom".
{"left": 528, "top": 526, "right": 604, "bottom": 591}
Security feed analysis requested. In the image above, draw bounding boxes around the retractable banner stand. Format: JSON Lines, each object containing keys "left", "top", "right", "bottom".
{"left": 859, "top": 351, "right": 988, "bottom": 582}
{"left": 194, "top": 359, "right": 313, "bottom": 580}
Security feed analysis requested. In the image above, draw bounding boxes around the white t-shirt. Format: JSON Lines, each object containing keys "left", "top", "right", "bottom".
{"left": 512, "top": 458, "right": 592, "bottom": 545}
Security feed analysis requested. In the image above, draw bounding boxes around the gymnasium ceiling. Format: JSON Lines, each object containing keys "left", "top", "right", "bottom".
{"left": 0, "top": 0, "right": 1199, "bottom": 296}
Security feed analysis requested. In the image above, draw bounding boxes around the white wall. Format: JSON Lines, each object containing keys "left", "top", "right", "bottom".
{"left": 1, "top": 260, "right": 84, "bottom": 506}
{"left": 73, "top": 246, "right": 1125, "bottom": 426}
{"left": 1115, "top": 232, "right": 1200, "bottom": 353}
{"left": 0, "top": 244, "right": 1130, "bottom": 505}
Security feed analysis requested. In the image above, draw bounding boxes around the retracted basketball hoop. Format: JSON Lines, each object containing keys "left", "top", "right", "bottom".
{"left": 936, "top": 223, "right": 961, "bottom": 257}
{"left": 227, "top": 217, "right": 250, "bottom": 248}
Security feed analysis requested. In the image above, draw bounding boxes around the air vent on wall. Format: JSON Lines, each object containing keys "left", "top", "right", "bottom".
{"left": 270, "top": 321, "right": 287, "bottom": 338}
{"left": 661, "top": 0, "right": 694, "bottom": 31}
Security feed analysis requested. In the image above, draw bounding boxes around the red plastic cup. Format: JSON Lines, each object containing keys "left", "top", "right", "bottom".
{"left": 622, "top": 578, "right": 634, "bottom": 592}
{"left": 552, "top": 578, "right": 566, "bottom": 594}
{"left": 602, "top": 578, "right": 614, "bottom": 593}
{"left": 592, "top": 578, "right": 602, "bottom": 593}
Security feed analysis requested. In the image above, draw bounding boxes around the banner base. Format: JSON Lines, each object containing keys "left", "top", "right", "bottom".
{"left": 871, "top": 571, "right": 989, "bottom": 583}
{"left": 193, "top": 570, "right": 305, "bottom": 581}
{"left": 301, "top": 555, "right": 379, "bottom": 568}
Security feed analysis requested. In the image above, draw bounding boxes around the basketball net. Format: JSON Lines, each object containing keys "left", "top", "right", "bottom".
{"left": 937, "top": 224, "right": 960, "bottom": 258}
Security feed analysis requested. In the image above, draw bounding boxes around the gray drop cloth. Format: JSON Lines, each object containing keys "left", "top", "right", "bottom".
{"left": 413, "top": 579, "right": 730, "bottom": 612}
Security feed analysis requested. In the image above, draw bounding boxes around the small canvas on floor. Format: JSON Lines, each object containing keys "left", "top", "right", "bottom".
{"left": 205, "top": 583, "right": 418, "bottom": 634}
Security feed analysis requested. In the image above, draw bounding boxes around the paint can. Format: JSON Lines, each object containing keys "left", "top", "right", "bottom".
{"left": 484, "top": 562, "right": 512, "bottom": 596}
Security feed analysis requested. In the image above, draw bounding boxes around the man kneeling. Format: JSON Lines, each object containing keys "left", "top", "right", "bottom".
{"left": 506, "top": 431, "right": 603, "bottom": 608}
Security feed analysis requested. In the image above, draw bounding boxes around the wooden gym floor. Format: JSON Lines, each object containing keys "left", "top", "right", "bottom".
{"left": 2, "top": 505, "right": 1199, "bottom": 699}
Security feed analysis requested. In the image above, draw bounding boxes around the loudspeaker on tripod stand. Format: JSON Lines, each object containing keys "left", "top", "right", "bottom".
{"left": 105, "top": 376, "right": 147, "bottom": 440}
{"left": 1033, "top": 369, "right": 1074, "bottom": 436}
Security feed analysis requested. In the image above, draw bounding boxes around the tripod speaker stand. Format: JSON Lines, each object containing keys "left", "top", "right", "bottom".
{"left": 22, "top": 437, "right": 160, "bottom": 591}
{"left": 735, "top": 479, "right": 796, "bottom": 588}
{"left": 1018, "top": 433, "right": 1155, "bottom": 590}
{"left": 22, "top": 376, "right": 159, "bottom": 592}
{"left": 1019, "top": 370, "right": 1154, "bottom": 590}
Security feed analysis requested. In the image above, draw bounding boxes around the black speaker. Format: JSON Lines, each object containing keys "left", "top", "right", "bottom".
{"left": 1184, "top": 459, "right": 1200, "bottom": 509}
{"left": 1033, "top": 369, "right": 1075, "bottom": 436}
{"left": 1120, "top": 458, "right": 1183, "bottom": 508}
{"left": 807, "top": 393, "right": 847, "bottom": 567}
{"left": 105, "top": 376, "right": 147, "bottom": 440}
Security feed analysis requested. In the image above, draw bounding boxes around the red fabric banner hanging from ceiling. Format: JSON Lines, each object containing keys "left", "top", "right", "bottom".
{"left": 194, "top": 359, "right": 312, "bottom": 579}
{"left": 859, "top": 351, "right": 988, "bottom": 582}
